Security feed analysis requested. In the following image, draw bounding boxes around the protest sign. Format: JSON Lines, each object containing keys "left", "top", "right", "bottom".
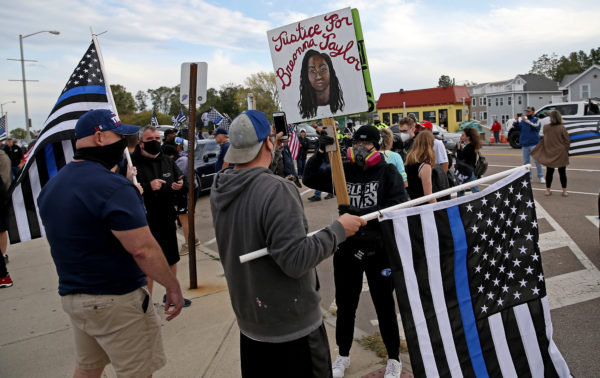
{"left": 267, "top": 7, "right": 368, "bottom": 124}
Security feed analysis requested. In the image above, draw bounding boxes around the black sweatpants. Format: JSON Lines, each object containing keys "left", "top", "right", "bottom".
{"left": 545, "top": 166, "right": 567, "bottom": 189}
{"left": 333, "top": 247, "right": 400, "bottom": 360}
{"left": 240, "top": 323, "right": 332, "bottom": 378}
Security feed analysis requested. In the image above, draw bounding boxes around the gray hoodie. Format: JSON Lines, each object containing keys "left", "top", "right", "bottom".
{"left": 210, "top": 166, "right": 346, "bottom": 343}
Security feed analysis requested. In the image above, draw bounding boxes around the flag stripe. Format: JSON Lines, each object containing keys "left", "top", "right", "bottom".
{"left": 392, "top": 216, "right": 439, "bottom": 377}
{"left": 421, "top": 212, "right": 462, "bottom": 377}
{"left": 20, "top": 173, "right": 42, "bottom": 240}
{"left": 570, "top": 132, "right": 599, "bottom": 140}
{"left": 527, "top": 300, "right": 560, "bottom": 378}
{"left": 447, "top": 206, "right": 489, "bottom": 377}
{"left": 541, "top": 297, "right": 571, "bottom": 377}
{"left": 54, "top": 85, "right": 106, "bottom": 106}
{"left": 488, "top": 313, "right": 519, "bottom": 377}
{"left": 502, "top": 307, "right": 532, "bottom": 377}
{"left": 27, "top": 160, "right": 45, "bottom": 237}
{"left": 514, "top": 304, "right": 545, "bottom": 378}
{"left": 436, "top": 212, "right": 477, "bottom": 377}
{"left": 380, "top": 221, "right": 427, "bottom": 377}
{"left": 408, "top": 215, "right": 451, "bottom": 376}
{"left": 44, "top": 144, "right": 58, "bottom": 178}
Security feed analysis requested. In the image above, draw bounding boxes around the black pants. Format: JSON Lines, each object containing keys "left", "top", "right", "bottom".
{"left": 240, "top": 323, "right": 332, "bottom": 378}
{"left": 546, "top": 166, "right": 567, "bottom": 189}
{"left": 333, "top": 247, "right": 400, "bottom": 360}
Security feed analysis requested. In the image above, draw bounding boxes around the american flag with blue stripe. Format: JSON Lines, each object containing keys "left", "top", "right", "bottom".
{"left": 564, "top": 116, "right": 600, "bottom": 156}
{"left": 8, "top": 40, "right": 111, "bottom": 244}
{"left": 0, "top": 114, "right": 7, "bottom": 141}
{"left": 151, "top": 109, "right": 159, "bottom": 127}
{"left": 171, "top": 107, "right": 187, "bottom": 129}
{"left": 380, "top": 167, "right": 571, "bottom": 377}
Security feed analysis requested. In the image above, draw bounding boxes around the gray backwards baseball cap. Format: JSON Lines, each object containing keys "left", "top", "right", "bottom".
{"left": 224, "top": 110, "right": 271, "bottom": 164}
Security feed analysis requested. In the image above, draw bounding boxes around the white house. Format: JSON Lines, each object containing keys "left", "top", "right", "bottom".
{"left": 559, "top": 64, "right": 600, "bottom": 102}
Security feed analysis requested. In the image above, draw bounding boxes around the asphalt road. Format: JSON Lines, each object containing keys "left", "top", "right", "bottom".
{"left": 192, "top": 144, "right": 600, "bottom": 376}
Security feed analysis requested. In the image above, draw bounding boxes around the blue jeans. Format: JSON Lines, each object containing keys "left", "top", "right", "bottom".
{"left": 457, "top": 173, "right": 480, "bottom": 197}
{"left": 521, "top": 145, "right": 543, "bottom": 179}
{"left": 314, "top": 190, "right": 321, "bottom": 198}
{"left": 493, "top": 131, "right": 500, "bottom": 143}
{"left": 297, "top": 157, "right": 306, "bottom": 177}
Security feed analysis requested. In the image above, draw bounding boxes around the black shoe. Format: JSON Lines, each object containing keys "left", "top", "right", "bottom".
{"left": 294, "top": 177, "right": 302, "bottom": 188}
{"left": 308, "top": 195, "right": 321, "bottom": 201}
{"left": 324, "top": 193, "right": 335, "bottom": 199}
{"left": 3, "top": 254, "right": 8, "bottom": 265}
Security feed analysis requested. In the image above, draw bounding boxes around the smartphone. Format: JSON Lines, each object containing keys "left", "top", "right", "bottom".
{"left": 273, "top": 112, "right": 288, "bottom": 136}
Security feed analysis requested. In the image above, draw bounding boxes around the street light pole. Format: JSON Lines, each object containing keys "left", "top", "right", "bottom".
{"left": 1, "top": 101, "right": 16, "bottom": 116}
{"left": 12, "top": 30, "right": 59, "bottom": 143}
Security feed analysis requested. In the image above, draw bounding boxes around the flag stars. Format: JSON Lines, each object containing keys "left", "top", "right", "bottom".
{"left": 501, "top": 232, "right": 507, "bottom": 239}
{"left": 532, "top": 253, "right": 540, "bottom": 262}
{"left": 504, "top": 199, "right": 510, "bottom": 207}
{"left": 84, "top": 69, "right": 89, "bottom": 73}
{"left": 538, "top": 273, "right": 544, "bottom": 282}
{"left": 521, "top": 179, "right": 528, "bottom": 188}
{"left": 509, "top": 239, "right": 515, "bottom": 247}
{"left": 491, "top": 205, "right": 498, "bottom": 213}
{"left": 481, "top": 232, "right": 488, "bottom": 240}
{"left": 481, "top": 305, "right": 488, "bottom": 313}
{"left": 526, "top": 200, "right": 534, "bottom": 208}
{"left": 501, "top": 284, "right": 509, "bottom": 293}
{"left": 484, "top": 272, "right": 491, "bottom": 280}
{"left": 475, "top": 265, "right": 482, "bottom": 273}
{"left": 519, "top": 212, "right": 528, "bottom": 221}
{"left": 519, "top": 245, "right": 527, "bottom": 254}
{"left": 477, "top": 285, "right": 484, "bottom": 293}
{"left": 513, "top": 225, "right": 521, "bottom": 234}
{"left": 525, "top": 233, "right": 533, "bottom": 241}
{"left": 496, "top": 246, "right": 503, "bottom": 254}
{"left": 531, "top": 220, "right": 538, "bottom": 228}
{"left": 499, "top": 211, "right": 506, "bottom": 220}
{"left": 504, "top": 251, "right": 511, "bottom": 260}
{"left": 473, "top": 245, "right": 481, "bottom": 253}
{"left": 466, "top": 204, "right": 473, "bottom": 212}
{"left": 476, "top": 212, "right": 484, "bottom": 220}
{"left": 481, "top": 198, "right": 488, "bottom": 206}
{"left": 495, "top": 192, "right": 502, "bottom": 199}
{"left": 496, "top": 298, "right": 504, "bottom": 307}
{"left": 509, "top": 185, "right": 514, "bottom": 193}
{"left": 507, "top": 271, "right": 515, "bottom": 279}
{"left": 488, "top": 239, "right": 494, "bottom": 247}
{"left": 486, "top": 218, "right": 493, "bottom": 227}
{"left": 514, "top": 291, "right": 521, "bottom": 299}
{"left": 482, "top": 253, "right": 488, "bottom": 260}
{"left": 498, "top": 265, "right": 506, "bottom": 273}
{"left": 492, "top": 278, "right": 500, "bottom": 286}
{"left": 471, "top": 224, "right": 479, "bottom": 233}
{"left": 487, "top": 292, "right": 494, "bottom": 300}
{"left": 516, "top": 193, "right": 523, "bottom": 201}
{"left": 506, "top": 219, "right": 513, "bottom": 227}
{"left": 532, "top": 286, "right": 540, "bottom": 295}
{"left": 494, "top": 226, "right": 500, "bottom": 234}
{"left": 490, "top": 258, "right": 497, "bottom": 266}
{"left": 513, "top": 258, "right": 522, "bottom": 267}
{"left": 525, "top": 266, "right": 534, "bottom": 275}
{"left": 510, "top": 206, "right": 518, "bottom": 214}
{"left": 519, "top": 278, "right": 527, "bottom": 287}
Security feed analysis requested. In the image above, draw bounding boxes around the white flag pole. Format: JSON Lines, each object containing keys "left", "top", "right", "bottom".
{"left": 239, "top": 164, "right": 532, "bottom": 263}
{"left": 90, "top": 27, "right": 138, "bottom": 185}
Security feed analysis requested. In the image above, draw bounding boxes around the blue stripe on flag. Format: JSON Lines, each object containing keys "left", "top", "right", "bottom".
{"left": 44, "top": 144, "right": 58, "bottom": 178}
{"left": 55, "top": 85, "right": 106, "bottom": 105}
{"left": 570, "top": 132, "right": 600, "bottom": 140}
{"left": 447, "top": 206, "right": 489, "bottom": 378}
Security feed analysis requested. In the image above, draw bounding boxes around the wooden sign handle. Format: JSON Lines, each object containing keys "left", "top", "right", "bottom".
{"left": 321, "top": 118, "right": 349, "bottom": 206}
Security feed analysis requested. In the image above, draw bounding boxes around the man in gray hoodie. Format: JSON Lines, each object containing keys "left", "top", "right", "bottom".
{"left": 210, "top": 110, "right": 365, "bottom": 378}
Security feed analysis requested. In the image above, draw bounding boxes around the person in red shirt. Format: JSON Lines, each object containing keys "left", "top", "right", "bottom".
{"left": 491, "top": 118, "right": 502, "bottom": 143}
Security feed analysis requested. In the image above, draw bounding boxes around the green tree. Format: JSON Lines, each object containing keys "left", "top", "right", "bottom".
{"left": 120, "top": 110, "right": 171, "bottom": 127}
{"left": 148, "top": 86, "right": 174, "bottom": 113}
{"left": 135, "top": 90, "right": 148, "bottom": 111}
{"left": 529, "top": 53, "right": 560, "bottom": 80}
{"left": 438, "top": 75, "right": 455, "bottom": 88}
{"left": 110, "top": 84, "right": 136, "bottom": 115}
{"left": 9, "top": 127, "right": 33, "bottom": 140}
{"left": 215, "top": 84, "right": 242, "bottom": 118}
{"left": 530, "top": 47, "right": 600, "bottom": 82}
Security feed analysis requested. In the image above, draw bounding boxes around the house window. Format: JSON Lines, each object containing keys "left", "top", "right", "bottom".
{"left": 487, "top": 98, "right": 491, "bottom": 106}
{"left": 518, "top": 96, "right": 522, "bottom": 105}
{"left": 472, "top": 98, "right": 476, "bottom": 106}
{"left": 495, "top": 98, "right": 498, "bottom": 106}
{"left": 423, "top": 111, "right": 436, "bottom": 123}
{"left": 456, "top": 109, "right": 462, "bottom": 122}
{"left": 483, "top": 112, "right": 487, "bottom": 120}
{"left": 500, "top": 98, "right": 503, "bottom": 106}
{"left": 508, "top": 96, "right": 512, "bottom": 105}
{"left": 382, "top": 112, "right": 390, "bottom": 124}
{"left": 472, "top": 112, "right": 477, "bottom": 120}
{"left": 479, "top": 98, "right": 483, "bottom": 106}
{"left": 479, "top": 111, "right": 484, "bottom": 120}
{"left": 581, "top": 84, "right": 590, "bottom": 99}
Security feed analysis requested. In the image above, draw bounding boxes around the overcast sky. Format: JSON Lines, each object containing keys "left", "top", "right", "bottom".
{"left": 1, "top": 0, "right": 599, "bottom": 131}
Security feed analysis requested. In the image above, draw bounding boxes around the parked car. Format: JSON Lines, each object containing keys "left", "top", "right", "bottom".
{"left": 506, "top": 100, "right": 600, "bottom": 148}
{"left": 296, "top": 124, "right": 319, "bottom": 151}
{"left": 193, "top": 139, "right": 220, "bottom": 192}
{"left": 432, "top": 124, "right": 461, "bottom": 151}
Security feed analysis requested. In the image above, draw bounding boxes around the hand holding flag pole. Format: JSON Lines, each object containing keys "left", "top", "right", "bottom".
{"left": 239, "top": 164, "right": 532, "bottom": 263}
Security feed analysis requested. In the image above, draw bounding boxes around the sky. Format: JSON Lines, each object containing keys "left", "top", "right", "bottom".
{"left": 1, "top": 0, "right": 599, "bottom": 132}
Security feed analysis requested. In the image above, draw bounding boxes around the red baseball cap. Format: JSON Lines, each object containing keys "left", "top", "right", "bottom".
{"left": 419, "top": 120, "right": 433, "bottom": 130}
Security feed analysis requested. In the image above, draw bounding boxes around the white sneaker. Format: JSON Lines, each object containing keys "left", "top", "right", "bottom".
{"left": 384, "top": 358, "right": 402, "bottom": 378}
{"left": 539, "top": 177, "right": 546, "bottom": 184}
{"left": 332, "top": 355, "right": 350, "bottom": 378}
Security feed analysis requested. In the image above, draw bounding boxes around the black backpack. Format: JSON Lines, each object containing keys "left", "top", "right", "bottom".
{"left": 432, "top": 164, "right": 451, "bottom": 201}
{"left": 474, "top": 152, "right": 488, "bottom": 178}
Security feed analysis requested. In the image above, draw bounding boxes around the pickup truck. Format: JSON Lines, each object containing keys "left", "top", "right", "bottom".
{"left": 506, "top": 100, "right": 600, "bottom": 148}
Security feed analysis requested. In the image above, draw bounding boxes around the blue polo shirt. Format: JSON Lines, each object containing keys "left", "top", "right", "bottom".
{"left": 215, "top": 142, "right": 230, "bottom": 171}
{"left": 38, "top": 160, "right": 147, "bottom": 296}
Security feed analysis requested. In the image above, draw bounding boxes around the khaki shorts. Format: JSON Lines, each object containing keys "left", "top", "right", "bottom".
{"left": 61, "top": 287, "right": 166, "bottom": 377}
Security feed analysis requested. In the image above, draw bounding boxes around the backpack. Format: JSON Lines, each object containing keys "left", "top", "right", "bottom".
{"left": 431, "top": 164, "right": 451, "bottom": 201}
{"left": 474, "top": 152, "right": 488, "bottom": 178}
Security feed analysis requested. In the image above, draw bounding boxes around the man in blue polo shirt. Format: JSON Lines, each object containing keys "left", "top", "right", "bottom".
{"left": 214, "top": 128, "right": 230, "bottom": 171}
{"left": 38, "top": 109, "right": 184, "bottom": 378}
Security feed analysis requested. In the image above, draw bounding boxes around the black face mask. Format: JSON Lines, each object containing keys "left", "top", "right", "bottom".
{"left": 73, "top": 138, "right": 127, "bottom": 170}
{"left": 143, "top": 140, "right": 162, "bottom": 155}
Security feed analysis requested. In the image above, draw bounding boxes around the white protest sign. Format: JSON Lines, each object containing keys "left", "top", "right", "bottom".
{"left": 267, "top": 8, "right": 368, "bottom": 124}
{"left": 180, "top": 62, "right": 208, "bottom": 105}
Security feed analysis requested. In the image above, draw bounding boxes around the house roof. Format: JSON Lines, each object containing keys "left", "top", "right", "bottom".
{"left": 517, "top": 74, "right": 559, "bottom": 91}
{"left": 559, "top": 64, "right": 600, "bottom": 89}
{"left": 377, "top": 86, "right": 471, "bottom": 109}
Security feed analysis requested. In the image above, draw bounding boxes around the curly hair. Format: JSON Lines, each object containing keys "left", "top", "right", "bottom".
{"left": 297, "top": 49, "right": 344, "bottom": 119}
{"left": 463, "top": 127, "right": 482, "bottom": 151}
{"left": 405, "top": 131, "right": 435, "bottom": 166}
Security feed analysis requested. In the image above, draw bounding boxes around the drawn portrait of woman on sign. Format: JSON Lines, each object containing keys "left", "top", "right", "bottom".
{"left": 298, "top": 49, "right": 345, "bottom": 119}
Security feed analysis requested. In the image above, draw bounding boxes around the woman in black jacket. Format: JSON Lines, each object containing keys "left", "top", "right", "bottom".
{"left": 455, "top": 127, "right": 481, "bottom": 196}
{"left": 303, "top": 125, "right": 407, "bottom": 378}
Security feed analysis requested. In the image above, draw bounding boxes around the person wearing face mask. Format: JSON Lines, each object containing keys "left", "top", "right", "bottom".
{"left": 131, "top": 126, "right": 190, "bottom": 307}
{"left": 303, "top": 125, "right": 407, "bottom": 378}
{"left": 37, "top": 109, "right": 184, "bottom": 378}
{"left": 394, "top": 117, "right": 417, "bottom": 161}
{"left": 210, "top": 110, "right": 365, "bottom": 378}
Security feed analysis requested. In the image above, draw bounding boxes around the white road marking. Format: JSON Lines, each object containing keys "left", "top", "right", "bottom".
{"left": 301, "top": 189, "right": 313, "bottom": 196}
{"left": 586, "top": 216, "right": 599, "bottom": 228}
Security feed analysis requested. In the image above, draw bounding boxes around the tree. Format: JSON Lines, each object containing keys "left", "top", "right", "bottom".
{"left": 215, "top": 84, "right": 242, "bottom": 118}
{"left": 110, "top": 84, "right": 136, "bottom": 115}
{"left": 438, "top": 75, "right": 455, "bottom": 88}
{"left": 10, "top": 128, "right": 33, "bottom": 140}
{"left": 120, "top": 110, "right": 171, "bottom": 127}
{"left": 135, "top": 90, "right": 148, "bottom": 111}
{"left": 148, "top": 86, "right": 174, "bottom": 113}
{"left": 529, "top": 53, "right": 560, "bottom": 81}
{"left": 530, "top": 47, "right": 600, "bottom": 82}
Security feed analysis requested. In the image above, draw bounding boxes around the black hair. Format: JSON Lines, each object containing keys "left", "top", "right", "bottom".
{"left": 297, "top": 49, "right": 344, "bottom": 119}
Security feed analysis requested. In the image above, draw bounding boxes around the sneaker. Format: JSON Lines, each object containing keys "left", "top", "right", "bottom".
{"left": 0, "top": 274, "right": 13, "bottom": 288}
{"left": 332, "top": 355, "right": 350, "bottom": 378}
{"left": 384, "top": 359, "right": 402, "bottom": 378}
{"left": 539, "top": 177, "right": 546, "bottom": 184}
{"left": 162, "top": 294, "right": 192, "bottom": 307}
{"left": 194, "top": 238, "right": 200, "bottom": 246}
{"left": 324, "top": 193, "right": 335, "bottom": 199}
{"left": 180, "top": 244, "right": 189, "bottom": 256}
{"left": 307, "top": 195, "right": 321, "bottom": 202}
{"left": 3, "top": 254, "right": 8, "bottom": 264}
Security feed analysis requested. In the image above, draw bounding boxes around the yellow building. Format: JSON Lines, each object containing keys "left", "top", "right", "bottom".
{"left": 376, "top": 86, "right": 471, "bottom": 132}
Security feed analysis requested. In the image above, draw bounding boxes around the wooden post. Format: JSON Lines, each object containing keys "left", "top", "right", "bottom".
{"left": 187, "top": 63, "right": 197, "bottom": 289}
{"left": 321, "top": 118, "right": 349, "bottom": 206}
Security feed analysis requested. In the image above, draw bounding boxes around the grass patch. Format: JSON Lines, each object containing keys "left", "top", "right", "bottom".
{"left": 357, "top": 332, "right": 388, "bottom": 359}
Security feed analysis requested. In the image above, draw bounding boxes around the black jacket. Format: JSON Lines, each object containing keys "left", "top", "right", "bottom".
{"left": 131, "top": 146, "right": 187, "bottom": 220}
{"left": 303, "top": 150, "right": 407, "bottom": 250}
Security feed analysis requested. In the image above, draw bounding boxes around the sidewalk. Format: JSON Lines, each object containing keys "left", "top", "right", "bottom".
{"left": 0, "top": 235, "right": 412, "bottom": 377}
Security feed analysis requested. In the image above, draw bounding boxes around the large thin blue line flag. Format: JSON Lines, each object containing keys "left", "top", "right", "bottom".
{"left": 380, "top": 167, "right": 571, "bottom": 377}
{"left": 563, "top": 116, "right": 600, "bottom": 156}
{"left": 7, "top": 40, "right": 112, "bottom": 244}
